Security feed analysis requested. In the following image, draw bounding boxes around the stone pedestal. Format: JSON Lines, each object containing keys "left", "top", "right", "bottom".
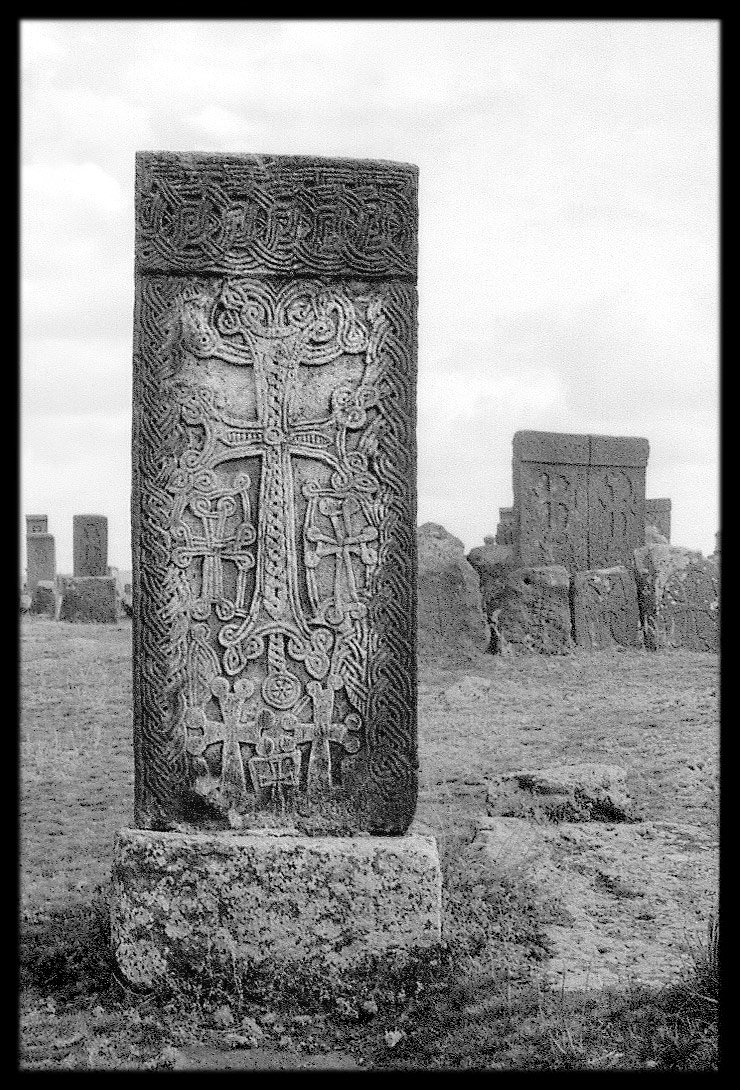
{"left": 59, "top": 575, "right": 119, "bottom": 623}
{"left": 110, "top": 829, "right": 442, "bottom": 989}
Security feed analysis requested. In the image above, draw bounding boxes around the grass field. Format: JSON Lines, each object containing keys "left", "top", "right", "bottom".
{"left": 19, "top": 615, "right": 719, "bottom": 1070}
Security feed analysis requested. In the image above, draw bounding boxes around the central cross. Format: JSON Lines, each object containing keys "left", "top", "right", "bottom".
{"left": 174, "top": 279, "right": 378, "bottom": 695}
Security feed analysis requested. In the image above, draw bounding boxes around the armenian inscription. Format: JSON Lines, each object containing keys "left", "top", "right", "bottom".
{"left": 132, "top": 153, "right": 417, "bottom": 834}
{"left": 513, "top": 431, "right": 648, "bottom": 573}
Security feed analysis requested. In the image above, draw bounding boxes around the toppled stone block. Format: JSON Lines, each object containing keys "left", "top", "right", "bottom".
{"left": 59, "top": 575, "right": 119, "bottom": 623}
{"left": 488, "top": 762, "right": 636, "bottom": 822}
{"left": 110, "top": 829, "right": 442, "bottom": 989}
{"left": 634, "top": 545, "right": 719, "bottom": 651}
{"left": 473, "top": 562, "right": 573, "bottom": 655}
{"left": 418, "top": 523, "right": 489, "bottom": 656}
{"left": 571, "top": 565, "right": 643, "bottom": 650}
{"left": 30, "top": 580, "right": 57, "bottom": 618}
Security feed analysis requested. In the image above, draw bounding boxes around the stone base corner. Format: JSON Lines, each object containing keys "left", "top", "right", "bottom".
{"left": 110, "top": 827, "right": 442, "bottom": 990}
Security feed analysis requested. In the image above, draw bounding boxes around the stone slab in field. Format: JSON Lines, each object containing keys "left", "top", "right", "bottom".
{"left": 418, "top": 522, "right": 490, "bottom": 656}
{"left": 73, "top": 514, "right": 108, "bottom": 577}
{"left": 59, "top": 575, "right": 119, "bottom": 623}
{"left": 480, "top": 563, "right": 573, "bottom": 655}
{"left": 110, "top": 829, "right": 442, "bottom": 989}
{"left": 634, "top": 545, "right": 719, "bottom": 651}
{"left": 513, "top": 431, "right": 649, "bottom": 573}
{"left": 131, "top": 153, "right": 418, "bottom": 835}
{"left": 489, "top": 762, "right": 636, "bottom": 822}
{"left": 29, "top": 580, "right": 58, "bottom": 618}
{"left": 645, "top": 497, "right": 671, "bottom": 542}
{"left": 571, "top": 565, "right": 643, "bottom": 650}
{"left": 26, "top": 533, "right": 56, "bottom": 595}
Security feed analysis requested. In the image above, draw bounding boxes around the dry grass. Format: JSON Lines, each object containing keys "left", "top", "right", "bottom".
{"left": 19, "top": 616, "right": 719, "bottom": 1070}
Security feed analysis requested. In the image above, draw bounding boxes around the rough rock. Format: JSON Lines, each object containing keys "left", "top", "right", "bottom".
{"left": 469, "top": 560, "right": 573, "bottom": 655}
{"left": 488, "top": 762, "right": 636, "bottom": 822}
{"left": 110, "top": 829, "right": 442, "bottom": 989}
{"left": 634, "top": 545, "right": 719, "bottom": 651}
{"left": 417, "top": 523, "right": 489, "bottom": 656}
{"left": 644, "top": 524, "right": 668, "bottom": 545}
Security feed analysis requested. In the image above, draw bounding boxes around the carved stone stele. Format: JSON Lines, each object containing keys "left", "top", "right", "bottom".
{"left": 513, "top": 431, "right": 649, "bottom": 574}
{"left": 26, "top": 533, "right": 56, "bottom": 595}
{"left": 73, "top": 515, "right": 109, "bottom": 577}
{"left": 132, "top": 153, "right": 418, "bottom": 834}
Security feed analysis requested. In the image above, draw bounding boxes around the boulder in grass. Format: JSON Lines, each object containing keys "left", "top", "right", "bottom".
{"left": 488, "top": 762, "right": 637, "bottom": 822}
{"left": 417, "top": 523, "right": 489, "bottom": 657}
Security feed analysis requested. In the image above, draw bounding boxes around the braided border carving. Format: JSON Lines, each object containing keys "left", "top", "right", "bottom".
{"left": 136, "top": 153, "right": 418, "bottom": 279}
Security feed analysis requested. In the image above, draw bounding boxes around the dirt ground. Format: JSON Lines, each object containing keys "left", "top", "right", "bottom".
{"left": 19, "top": 616, "right": 719, "bottom": 1068}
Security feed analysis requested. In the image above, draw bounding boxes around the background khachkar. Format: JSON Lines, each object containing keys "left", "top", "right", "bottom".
{"left": 132, "top": 153, "right": 418, "bottom": 834}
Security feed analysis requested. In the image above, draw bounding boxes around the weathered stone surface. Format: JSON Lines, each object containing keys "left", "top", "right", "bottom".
{"left": 645, "top": 498, "right": 671, "bottom": 542}
{"left": 475, "top": 563, "right": 573, "bottom": 655}
{"left": 73, "top": 514, "right": 108, "bottom": 577}
{"left": 644, "top": 524, "right": 668, "bottom": 544}
{"left": 495, "top": 506, "right": 516, "bottom": 547}
{"left": 634, "top": 545, "right": 719, "bottom": 651}
{"left": 571, "top": 565, "right": 643, "bottom": 650}
{"left": 132, "top": 153, "right": 418, "bottom": 834}
{"left": 26, "top": 532, "right": 56, "bottom": 595}
{"left": 59, "top": 575, "right": 119, "bottom": 623}
{"left": 20, "top": 592, "right": 31, "bottom": 613}
{"left": 418, "top": 523, "right": 489, "bottom": 656}
{"left": 489, "top": 763, "right": 636, "bottom": 822}
{"left": 110, "top": 829, "right": 442, "bottom": 989}
{"left": 25, "top": 514, "right": 48, "bottom": 535}
{"left": 30, "top": 580, "right": 57, "bottom": 618}
{"left": 513, "top": 431, "right": 649, "bottom": 573}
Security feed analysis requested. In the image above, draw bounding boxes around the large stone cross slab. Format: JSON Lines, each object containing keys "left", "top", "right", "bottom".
{"left": 132, "top": 153, "right": 418, "bottom": 834}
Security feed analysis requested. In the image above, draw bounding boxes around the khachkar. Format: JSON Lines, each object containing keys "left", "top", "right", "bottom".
{"left": 73, "top": 514, "right": 108, "bottom": 576}
{"left": 114, "top": 154, "right": 438, "bottom": 987}
{"left": 513, "top": 431, "right": 649, "bottom": 573}
{"left": 26, "top": 516, "right": 56, "bottom": 594}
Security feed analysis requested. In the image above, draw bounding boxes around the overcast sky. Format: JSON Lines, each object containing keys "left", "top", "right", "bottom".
{"left": 21, "top": 18, "right": 719, "bottom": 577}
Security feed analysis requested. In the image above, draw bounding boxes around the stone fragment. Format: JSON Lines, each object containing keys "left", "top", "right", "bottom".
{"left": 417, "top": 522, "right": 490, "bottom": 656}
{"left": 59, "top": 575, "right": 119, "bottom": 623}
{"left": 489, "top": 763, "right": 635, "bottom": 822}
{"left": 442, "top": 675, "right": 492, "bottom": 706}
{"left": 26, "top": 532, "right": 56, "bottom": 595}
{"left": 512, "top": 431, "right": 649, "bottom": 573}
{"left": 131, "top": 153, "right": 419, "bottom": 835}
{"left": 645, "top": 498, "right": 671, "bottom": 542}
{"left": 634, "top": 545, "right": 719, "bottom": 651}
{"left": 481, "top": 563, "right": 573, "bottom": 655}
{"left": 30, "top": 580, "right": 57, "bottom": 618}
{"left": 73, "top": 515, "right": 108, "bottom": 577}
{"left": 110, "top": 829, "right": 442, "bottom": 988}
{"left": 19, "top": 592, "right": 31, "bottom": 613}
{"left": 571, "top": 565, "right": 643, "bottom": 650}
{"left": 644, "top": 524, "right": 668, "bottom": 544}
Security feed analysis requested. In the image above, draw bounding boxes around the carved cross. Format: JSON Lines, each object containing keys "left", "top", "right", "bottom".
{"left": 305, "top": 495, "right": 378, "bottom": 626}
{"left": 185, "top": 676, "right": 258, "bottom": 807}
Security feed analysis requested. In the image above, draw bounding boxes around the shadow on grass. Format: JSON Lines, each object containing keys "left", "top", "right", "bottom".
{"left": 20, "top": 889, "right": 114, "bottom": 1000}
